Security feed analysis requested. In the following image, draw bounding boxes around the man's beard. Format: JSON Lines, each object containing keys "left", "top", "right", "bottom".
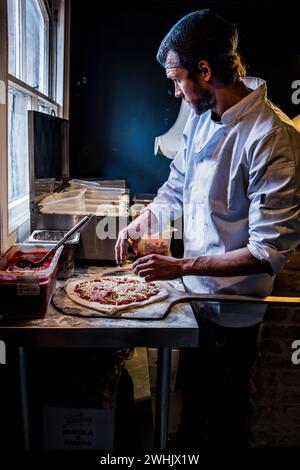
{"left": 191, "top": 82, "right": 216, "bottom": 115}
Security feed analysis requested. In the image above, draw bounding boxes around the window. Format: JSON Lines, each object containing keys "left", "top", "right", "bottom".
{"left": 8, "top": 86, "right": 30, "bottom": 225}
{"left": 24, "top": 0, "right": 49, "bottom": 94}
{"left": 6, "top": 0, "right": 66, "bottom": 233}
{"left": 7, "top": 0, "right": 18, "bottom": 77}
{"left": 8, "top": 0, "right": 49, "bottom": 94}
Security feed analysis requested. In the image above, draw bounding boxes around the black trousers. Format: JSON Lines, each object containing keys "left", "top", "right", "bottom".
{"left": 177, "top": 316, "right": 260, "bottom": 449}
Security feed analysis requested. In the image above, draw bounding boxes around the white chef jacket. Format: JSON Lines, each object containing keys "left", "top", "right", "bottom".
{"left": 146, "top": 77, "right": 300, "bottom": 327}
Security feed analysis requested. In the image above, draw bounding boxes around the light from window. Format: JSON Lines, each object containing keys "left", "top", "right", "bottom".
{"left": 8, "top": 86, "right": 30, "bottom": 231}
{"left": 25, "top": 0, "right": 48, "bottom": 94}
{"left": 7, "top": 0, "right": 18, "bottom": 77}
{"left": 8, "top": 0, "right": 49, "bottom": 94}
{"left": 6, "top": 0, "right": 64, "bottom": 235}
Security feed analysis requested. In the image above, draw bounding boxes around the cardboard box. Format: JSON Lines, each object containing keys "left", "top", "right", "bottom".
{"left": 43, "top": 407, "right": 115, "bottom": 450}
{"left": 147, "top": 348, "right": 180, "bottom": 393}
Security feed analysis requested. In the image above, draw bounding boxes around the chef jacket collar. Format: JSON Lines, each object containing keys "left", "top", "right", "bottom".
{"left": 210, "top": 76, "right": 266, "bottom": 126}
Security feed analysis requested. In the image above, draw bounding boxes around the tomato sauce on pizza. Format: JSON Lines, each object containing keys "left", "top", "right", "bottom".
{"left": 73, "top": 277, "right": 160, "bottom": 306}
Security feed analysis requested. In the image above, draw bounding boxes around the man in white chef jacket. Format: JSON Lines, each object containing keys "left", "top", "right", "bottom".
{"left": 115, "top": 9, "right": 300, "bottom": 448}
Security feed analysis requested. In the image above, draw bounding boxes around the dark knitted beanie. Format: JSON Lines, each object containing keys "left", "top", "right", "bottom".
{"left": 157, "top": 9, "right": 238, "bottom": 69}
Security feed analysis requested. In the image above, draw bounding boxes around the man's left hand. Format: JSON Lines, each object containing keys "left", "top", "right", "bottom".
{"left": 132, "top": 254, "right": 183, "bottom": 281}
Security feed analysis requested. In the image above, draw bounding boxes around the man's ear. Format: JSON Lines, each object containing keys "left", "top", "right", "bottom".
{"left": 197, "top": 60, "right": 212, "bottom": 81}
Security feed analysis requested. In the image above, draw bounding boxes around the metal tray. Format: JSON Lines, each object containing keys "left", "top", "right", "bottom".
{"left": 28, "top": 229, "right": 80, "bottom": 245}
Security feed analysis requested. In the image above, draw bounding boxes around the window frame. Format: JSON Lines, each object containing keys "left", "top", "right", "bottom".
{"left": 0, "top": 0, "right": 11, "bottom": 252}
{"left": 0, "top": 0, "right": 70, "bottom": 253}
{"left": 7, "top": 81, "right": 59, "bottom": 233}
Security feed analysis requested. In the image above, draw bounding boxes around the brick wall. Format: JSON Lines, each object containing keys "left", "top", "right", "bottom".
{"left": 249, "top": 249, "right": 300, "bottom": 447}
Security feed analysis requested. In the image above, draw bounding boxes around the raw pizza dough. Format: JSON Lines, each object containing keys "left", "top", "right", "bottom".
{"left": 64, "top": 274, "right": 169, "bottom": 314}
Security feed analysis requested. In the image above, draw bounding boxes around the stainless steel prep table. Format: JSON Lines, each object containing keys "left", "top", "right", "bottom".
{"left": 0, "top": 274, "right": 198, "bottom": 451}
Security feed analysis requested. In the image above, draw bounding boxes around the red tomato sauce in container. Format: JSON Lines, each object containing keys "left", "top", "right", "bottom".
{"left": 0, "top": 244, "right": 63, "bottom": 320}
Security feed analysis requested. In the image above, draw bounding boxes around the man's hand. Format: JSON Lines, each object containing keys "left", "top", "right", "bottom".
{"left": 115, "top": 210, "right": 156, "bottom": 265}
{"left": 132, "top": 254, "right": 183, "bottom": 281}
{"left": 115, "top": 226, "right": 141, "bottom": 265}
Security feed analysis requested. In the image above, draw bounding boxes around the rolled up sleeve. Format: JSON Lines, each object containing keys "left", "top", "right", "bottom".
{"left": 247, "top": 126, "right": 300, "bottom": 273}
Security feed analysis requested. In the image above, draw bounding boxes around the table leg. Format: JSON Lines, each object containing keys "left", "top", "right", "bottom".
{"left": 154, "top": 347, "right": 171, "bottom": 450}
{"left": 17, "top": 347, "right": 31, "bottom": 450}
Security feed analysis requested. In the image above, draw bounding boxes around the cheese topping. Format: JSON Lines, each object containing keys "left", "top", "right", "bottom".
{"left": 74, "top": 277, "right": 160, "bottom": 305}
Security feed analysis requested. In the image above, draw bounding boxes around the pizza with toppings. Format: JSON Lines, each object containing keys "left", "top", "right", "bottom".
{"left": 64, "top": 274, "right": 169, "bottom": 314}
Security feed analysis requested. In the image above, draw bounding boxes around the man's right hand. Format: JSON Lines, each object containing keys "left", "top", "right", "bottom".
{"left": 115, "top": 210, "right": 155, "bottom": 265}
{"left": 115, "top": 225, "right": 141, "bottom": 265}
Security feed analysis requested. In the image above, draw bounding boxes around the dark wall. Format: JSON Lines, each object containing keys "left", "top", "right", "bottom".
{"left": 69, "top": 0, "right": 300, "bottom": 197}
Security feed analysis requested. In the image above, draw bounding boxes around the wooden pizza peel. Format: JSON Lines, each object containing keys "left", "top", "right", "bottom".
{"left": 52, "top": 267, "right": 300, "bottom": 321}
{"left": 52, "top": 267, "right": 185, "bottom": 320}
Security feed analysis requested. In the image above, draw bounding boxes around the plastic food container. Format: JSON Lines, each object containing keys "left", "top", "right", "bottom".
{"left": 85, "top": 203, "right": 120, "bottom": 215}
{"left": 44, "top": 189, "right": 85, "bottom": 201}
{"left": 39, "top": 189, "right": 86, "bottom": 212}
{"left": 69, "top": 178, "right": 128, "bottom": 189}
{"left": 137, "top": 227, "right": 176, "bottom": 257}
{"left": 27, "top": 230, "right": 80, "bottom": 279}
{"left": 35, "top": 178, "right": 56, "bottom": 194}
{"left": 0, "top": 243, "right": 63, "bottom": 320}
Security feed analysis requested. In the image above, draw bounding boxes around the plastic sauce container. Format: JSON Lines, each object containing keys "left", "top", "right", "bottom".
{"left": 137, "top": 227, "right": 176, "bottom": 257}
{"left": 0, "top": 244, "right": 63, "bottom": 320}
